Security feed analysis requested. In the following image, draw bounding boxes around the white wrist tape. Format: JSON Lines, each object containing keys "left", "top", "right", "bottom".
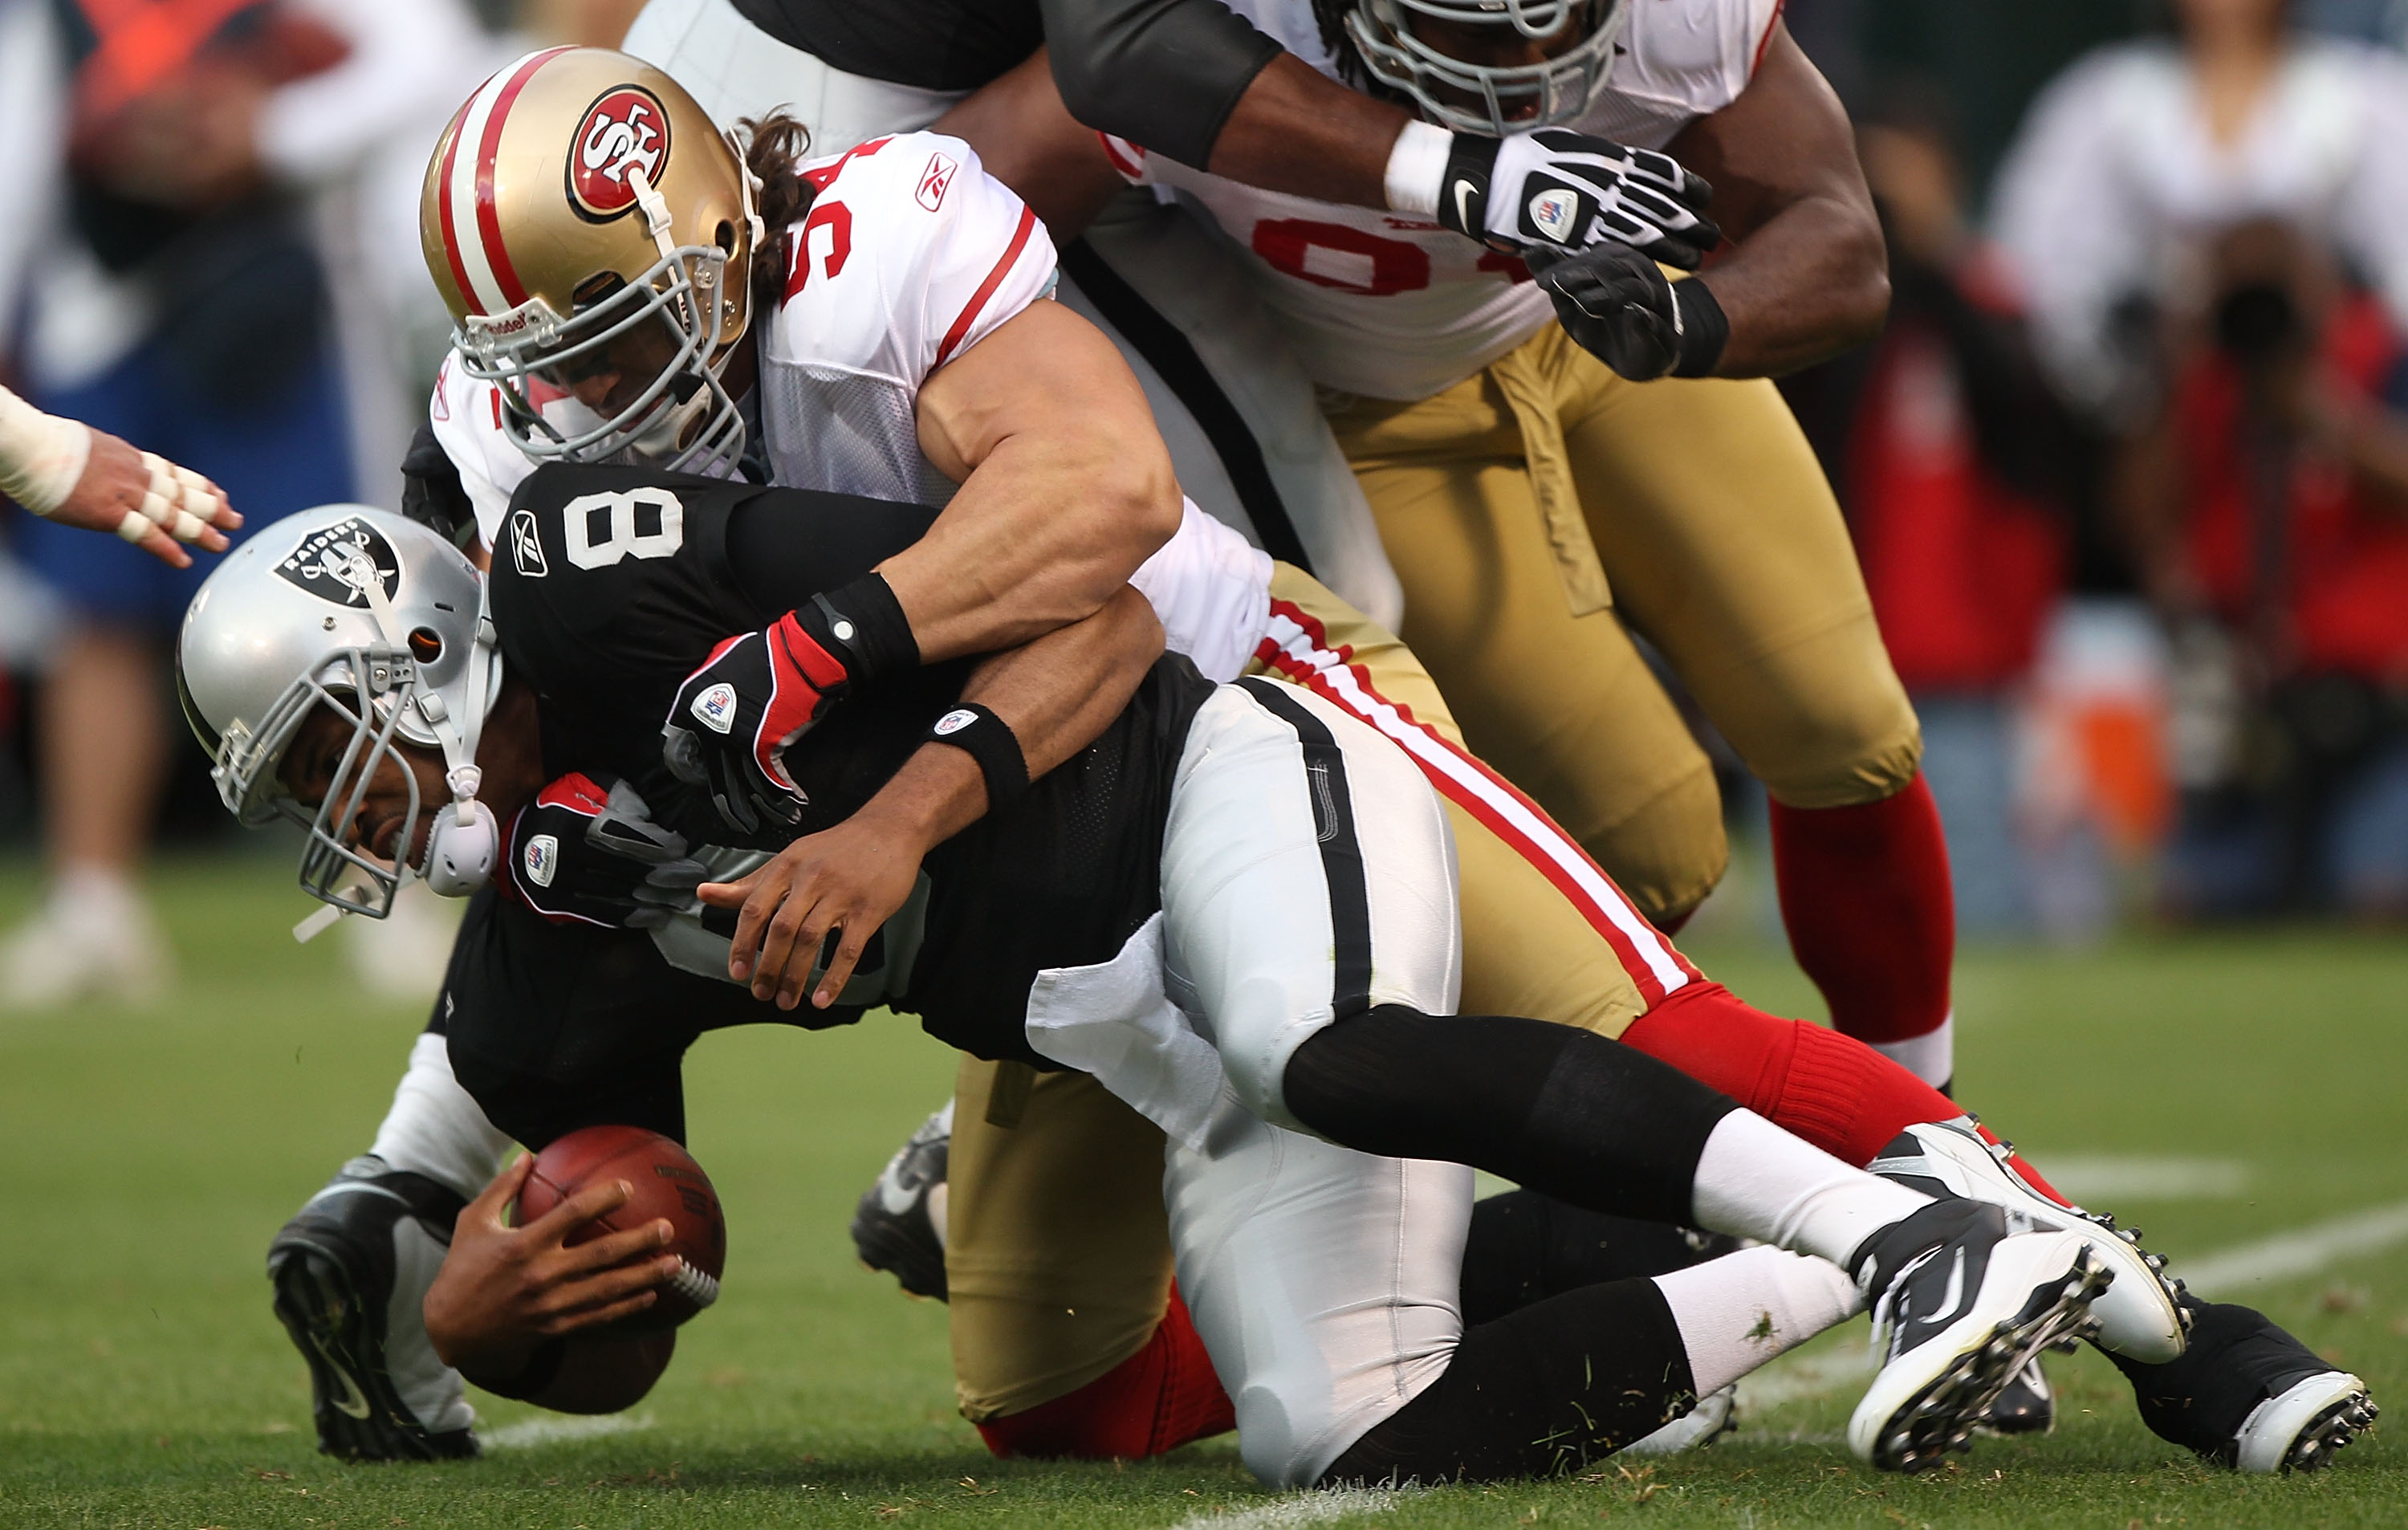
{"left": 122, "top": 451, "right": 222, "bottom": 544}
{"left": 1384, "top": 120, "right": 1453, "bottom": 218}
{"left": 0, "top": 386, "right": 92, "bottom": 519}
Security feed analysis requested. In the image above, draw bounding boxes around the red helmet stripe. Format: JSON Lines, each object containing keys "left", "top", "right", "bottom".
{"left": 474, "top": 47, "right": 571, "bottom": 311}
{"left": 436, "top": 108, "right": 480, "bottom": 315}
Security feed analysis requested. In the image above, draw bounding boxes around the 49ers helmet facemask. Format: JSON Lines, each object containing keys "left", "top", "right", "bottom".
{"left": 177, "top": 507, "right": 504, "bottom": 928}
{"left": 421, "top": 48, "right": 766, "bottom": 477}
{"left": 1344, "top": 0, "right": 1626, "bottom": 136}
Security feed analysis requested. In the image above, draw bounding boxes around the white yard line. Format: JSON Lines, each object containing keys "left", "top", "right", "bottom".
{"left": 1169, "top": 1488, "right": 1404, "bottom": 1529}
{"left": 481, "top": 1414, "right": 653, "bottom": 1450}
{"left": 2040, "top": 1155, "right": 2251, "bottom": 1202}
{"left": 2178, "top": 1197, "right": 2408, "bottom": 1296}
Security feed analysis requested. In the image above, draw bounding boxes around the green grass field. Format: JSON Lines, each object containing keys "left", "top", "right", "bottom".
{"left": 2, "top": 853, "right": 2403, "bottom": 1528}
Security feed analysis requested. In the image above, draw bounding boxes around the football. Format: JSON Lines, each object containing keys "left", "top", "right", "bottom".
{"left": 515, "top": 1125, "right": 727, "bottom": 1332}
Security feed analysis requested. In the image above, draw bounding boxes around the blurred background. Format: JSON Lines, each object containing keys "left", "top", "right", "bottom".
{"left": 4, "top": 0, "right": 2408, "bottom": 1017}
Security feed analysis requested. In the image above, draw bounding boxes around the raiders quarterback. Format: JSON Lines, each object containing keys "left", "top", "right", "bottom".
{"left": 182, "top": 478, "right": 2159, "bottom": 1482}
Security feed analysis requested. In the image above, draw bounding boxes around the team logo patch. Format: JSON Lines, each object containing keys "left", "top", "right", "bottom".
{"left": 567, "top": 86, "right": 671, "bottom": 221}
{"left": 692, "top": 682, "right": 738, "bottom": 734}
{"left": 510, "top": 508, "right": 549, "bottom": 578}
{"left": 523, "top": 833, "right": 560, "bottom": 888}
{"left": 275, "top": 518, "right": 401, "bottom": 608}
{"left": 916, "top": 151, "right": 958, "bottom": 212}
{"left": 1527, "top": 187, "right": 1580, "bottom": 244}
{"left": 933, "top": 708, "right": 978, "bottom": 736}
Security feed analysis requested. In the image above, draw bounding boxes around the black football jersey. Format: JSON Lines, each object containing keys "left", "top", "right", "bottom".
{"left": 488, "top": 462, "right": 1210, "bottom": 1065}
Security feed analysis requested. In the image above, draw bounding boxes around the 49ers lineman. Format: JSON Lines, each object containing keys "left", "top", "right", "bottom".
{"left": 262, "top": 49, "right": 2369, "bottom": 1483}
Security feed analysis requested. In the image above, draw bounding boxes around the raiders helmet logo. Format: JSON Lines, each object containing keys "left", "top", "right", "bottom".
{"left": 1526, "top": 188, "right": 1580, "bottom": 244}
{"left": 692, "top": 682, "right": 738, "bottom": 734}
{"left": 276, "top": 518, "right": 401, "bottom": 608}
{"left": 523, "top": 832, "right": 560, "bottom": 888}
{"left": 567, "top": 86, "right": 671, "bottom": 221}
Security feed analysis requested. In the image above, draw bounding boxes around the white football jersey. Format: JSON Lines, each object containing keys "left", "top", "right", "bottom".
{"left": 431, "top": 129, "right": 1274, "bottom": 680}
{"left": 1108, "top": 0, "right": 1780, "bottom": 399}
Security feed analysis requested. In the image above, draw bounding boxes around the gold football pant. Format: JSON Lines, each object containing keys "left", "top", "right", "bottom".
{"left": 1324, "top": 324, "right": 1922, "bottom": 926}
{"left": 946, "top": 564, "right": 1698, "bottom": 1420}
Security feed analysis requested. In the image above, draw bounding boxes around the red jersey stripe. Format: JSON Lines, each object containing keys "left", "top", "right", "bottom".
{"left": 933, "top": 204, "right": 1039, "bottom": 368}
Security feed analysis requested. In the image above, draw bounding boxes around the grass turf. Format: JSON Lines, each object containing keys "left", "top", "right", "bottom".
{"left": 1, "top": 854, "right": 2402, "bottom": 1528}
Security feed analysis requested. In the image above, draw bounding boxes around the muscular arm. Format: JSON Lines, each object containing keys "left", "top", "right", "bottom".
{"left": 931, "top": 48, "right": 1128, "bottom": 237}
{"left": 706, "top": 585, "right": 1167, "bottom": 1008}
{"left": 903, "top": 300, "right": 1182, "bottom": 661}
{"left": 1665, "top": 26, "right": 1887, "bottom": 376}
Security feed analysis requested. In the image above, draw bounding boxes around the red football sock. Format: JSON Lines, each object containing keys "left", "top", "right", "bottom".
{"left": 1619, "top": 980, "right": 1956, "bottom": 1167}
{"left": 1767, "top": 772, "right": 1957, "bottom": 1086}
{"left": 974, "top": 1287, "right": 1235, "bottom": 1460}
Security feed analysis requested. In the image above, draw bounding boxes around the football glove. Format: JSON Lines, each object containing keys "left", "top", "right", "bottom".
{"left": 505, "top": 772, "right": 707, "bottom": 930}
{"left": 1435, "top": 128, "right": 1719, "bottom": 271}
{"left": 1526, "top": 242, "right": 1731, "bottom": 381}
{"left": 662, "top": 575, "right": 918, "bottom": 836}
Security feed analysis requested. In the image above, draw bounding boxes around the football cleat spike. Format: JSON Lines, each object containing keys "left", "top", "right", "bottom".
{"left": 1977, "top": 1356, "right": 2056, "bottom": 1436}
{"left": 851, "top": 1103, "right": 952, "bottom": 1301}
{"left": 2113, "top": 1298, "right": 2377, "bottom": 1474}
{"left": 268, "top": 1156, "right": 477, "bottom": 1461}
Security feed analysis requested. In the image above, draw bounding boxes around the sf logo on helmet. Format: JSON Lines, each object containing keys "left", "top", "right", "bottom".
{"left": 569, "top": 87, "right": 672, "bottom": 219}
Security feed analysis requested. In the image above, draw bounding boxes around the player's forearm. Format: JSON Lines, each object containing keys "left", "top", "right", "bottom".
{"left": 1694, "top": 197, "right": 1889, "bottom": 376}
{"left": 1202, "top": 53, "right": 1407, "bottom": 210}
{"left": 932, "top": 50, "right": 1128, "bottom": 241}
{"left": 859, "top": 586, "right": 1165, "bottom": 846}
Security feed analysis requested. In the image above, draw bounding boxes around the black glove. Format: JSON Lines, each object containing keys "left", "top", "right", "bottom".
{"left": 661, "top": 572, "right": 917, "bottom": 836}
{"left": 1527, "top": 242, "right": 1731, "bottom": 381}
{"left": 1435, "top": 128, "right": 1719, "bottom": 271}
{"left": 505, "top": 772, "right": 707, "bottom": 930}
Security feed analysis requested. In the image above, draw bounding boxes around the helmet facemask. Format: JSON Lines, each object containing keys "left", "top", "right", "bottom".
{"left": 454, "top": 157, "right": 758, "bottom": 479}
{"left": 222, "top": 649, "right": 435, "bottom": 921}
{"left": 1345, "top": 0, "right": 1627, "bottom": 136}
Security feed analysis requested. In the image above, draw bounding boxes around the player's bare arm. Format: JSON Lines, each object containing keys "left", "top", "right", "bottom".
{"left": 932, "top": 49, "right": 1130, "bottom": 238}
{"left": 422, "top": 1155, "right": 683, "bottom": 1408}
{"left": 704, "top": 584, "right": 1168, "bottom": 1009}
{"left": 1658, "top": 26, "right": 1887, "bottom": 376}
{"left": 904, "top": 302, "right": 1183, "bottom": 659}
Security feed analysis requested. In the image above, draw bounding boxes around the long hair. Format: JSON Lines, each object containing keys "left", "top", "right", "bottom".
{"left": 738, "top": 112, "right": 813, "bottom": 319}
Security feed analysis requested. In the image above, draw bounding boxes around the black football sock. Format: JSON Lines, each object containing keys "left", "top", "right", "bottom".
{"left": 1281, "top": 1004, "right": 1740, "bottom": 1226}
{"left": 1320, "top": 1276, "right": 1697, "bottom": 1484}
{"left": 1460, "top": 1190, "right": 1731, "bottom": 1325}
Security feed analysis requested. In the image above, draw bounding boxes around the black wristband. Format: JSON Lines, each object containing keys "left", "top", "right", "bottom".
{"left": 1434, "top": 132, "right": 1500, "bottom": 242}
{"left": 1670, "top": 278, "right": 1731, "bottom": 378}
{"left": 792, "top": 572, "right": 919, "bottom": 694}
{"left": 926, "top": 703, "right": 1029, "bottom": 808}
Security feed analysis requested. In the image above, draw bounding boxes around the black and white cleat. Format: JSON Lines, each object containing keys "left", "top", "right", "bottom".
{"left": 268, "top": 1155, "right": 477, "bottom": 1461}
{"left": 851, "top": 1102, "right": 953, "bottom": 1301}
{"left": 1870, "top": 1117, "right": 2187, "bottom": 1364}
{"left": 2113, "top": 1298, "right": 2377, "bottom": 1473}
{"left": 1846, "top": 1199, "right": 2107, "bottom": 1473}
{"left": 1978, "top": 1355, "right": 2057, "bottom": 1436}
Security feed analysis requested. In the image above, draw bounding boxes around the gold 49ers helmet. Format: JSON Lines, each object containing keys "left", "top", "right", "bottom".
{"left": 421, "top": 47, "right": 764, "bottom": 475}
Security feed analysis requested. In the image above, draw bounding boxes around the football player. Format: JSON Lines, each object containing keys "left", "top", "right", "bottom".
{"left": 270, "top": 50, "right": 2365, "bottom": 1479}
{"left": 0, "top": 384, "right": 236, "bottom": 567}
{"left": 183, "top": 483, "right": 2120, "bottom": 1482}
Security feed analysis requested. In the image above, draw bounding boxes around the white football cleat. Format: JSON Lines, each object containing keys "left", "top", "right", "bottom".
{"left": 1845, "top": 1199, "right": 2105, "bottom": 1473}
{"left": 0, "top": 869, "right": 172, "bottom": 1010}
{"left": 1869, "top": 1117, "right": 2186, "bottom": 1364}
{"left": 1621, "top": 1384, "right": 1736, "bottom": 1456}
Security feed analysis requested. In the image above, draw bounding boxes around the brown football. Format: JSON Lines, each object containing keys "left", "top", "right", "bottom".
{"left": 515, "top": 1125, "right": 726, "bottom": 1332}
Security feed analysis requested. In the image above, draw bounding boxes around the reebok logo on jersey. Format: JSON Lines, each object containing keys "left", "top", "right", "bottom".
{"left": 933, "top": 708, "right": 977, "bottom": 736}
{"left": 510, "top": 508, "right": 548, "bottom": 578}
{"left": 917, "top": 152, "right": 958, "bottom": 212}
{"left": 1527, "top": 188, "right": 1579, "bottom": 244}
{"left": 523, "top": 833, "right": 560, "bottom": 888}
{"left": 692, "top": 682, "right": 738, "bottom": 734}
